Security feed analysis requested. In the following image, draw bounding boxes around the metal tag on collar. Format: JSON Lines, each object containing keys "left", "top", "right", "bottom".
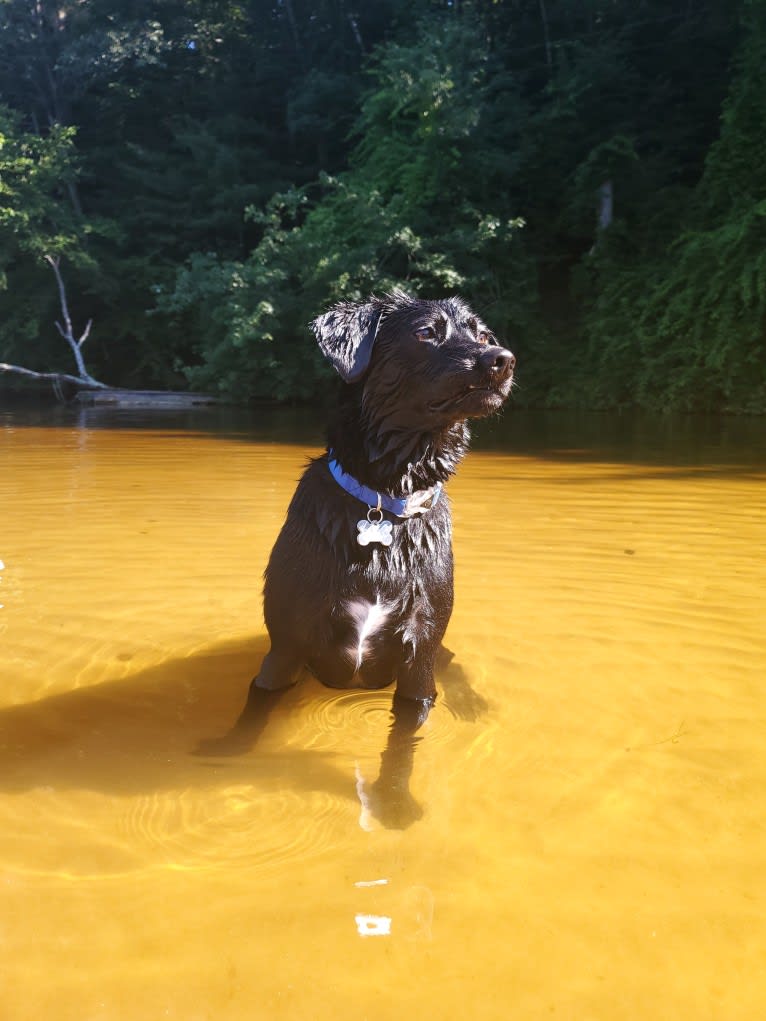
{"left": 357, "top": 492, "right": 393, "bottom": 547}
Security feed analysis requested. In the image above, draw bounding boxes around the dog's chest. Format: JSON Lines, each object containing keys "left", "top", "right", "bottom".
{"left": 356, "top": 512, "right": 448, "bottom": 585}
{"left": 340, "top": 544, "right": 445, "bottom": 674}
{"left": 342, "top": 515, "right": 452, "bottom": 652}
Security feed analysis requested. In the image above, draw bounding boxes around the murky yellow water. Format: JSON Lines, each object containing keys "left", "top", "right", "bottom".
{"left": 1, "top": 406, "right": 765, "bottom": 1020}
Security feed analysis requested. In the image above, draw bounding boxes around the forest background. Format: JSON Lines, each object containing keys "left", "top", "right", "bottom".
{"left": 0, "top": 0, "right": 764, "bottom": 413}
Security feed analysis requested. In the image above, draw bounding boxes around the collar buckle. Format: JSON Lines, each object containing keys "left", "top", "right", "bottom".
{"left": 402, "top": 482, "right": 442, "bottom": 516}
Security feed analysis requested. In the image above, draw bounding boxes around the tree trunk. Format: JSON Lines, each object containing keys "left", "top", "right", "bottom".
{"left": 282, "top": 0, "right": 305, "bottom": 67}
{"left": 539, "top": 0, "right": 553, "bottom": 75}
{"left": 1, "top": 256, "right": 108, "bottom": 398}
{"left": 597, "top": 180, "right": 614, "bottom": 233}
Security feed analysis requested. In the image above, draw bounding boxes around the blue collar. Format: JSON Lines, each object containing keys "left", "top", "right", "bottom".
{"left": 327, "top": 452, "right": 442, "bottom": 518}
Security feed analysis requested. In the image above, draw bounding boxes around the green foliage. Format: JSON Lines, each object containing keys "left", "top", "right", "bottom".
{"left": 158, "top": 17, "right": 535, "bottom": 400}
{"left": 0, "top": 106, "right": 82, "bottom": 263}
{"left": 579, "top": 8, "right": 766, "bottom": 413}
{"left": 0, "top": 104, "right": 102, "bottom": 371}
{"left": 1, "top": 0, "right": 762, "bottom": 410}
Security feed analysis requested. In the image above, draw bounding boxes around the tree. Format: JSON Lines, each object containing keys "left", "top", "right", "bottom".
{"left": 577, "top": 4, "right": 766, "bottom": 412}
{"left": 0, "top": 0, "right": 758, "bottom": 409}
{"left": 155, "top": 15, "right": 533, "bottom": 401}
{"left": 0, "top": 103, "right": 112, "bottom": 389}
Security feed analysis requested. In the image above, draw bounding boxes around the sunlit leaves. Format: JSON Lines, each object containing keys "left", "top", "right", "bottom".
{"left": 0, "top": 106, "right": 82, "bottom": 260}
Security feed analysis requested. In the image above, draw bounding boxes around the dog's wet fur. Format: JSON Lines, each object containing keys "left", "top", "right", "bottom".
{"left": 209, "top": 291, "right": 514, "bottom": 827}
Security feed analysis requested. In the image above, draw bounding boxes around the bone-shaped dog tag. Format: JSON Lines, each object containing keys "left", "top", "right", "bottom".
{"left": 357, "top": 517, "right": 393, "bottom": 547}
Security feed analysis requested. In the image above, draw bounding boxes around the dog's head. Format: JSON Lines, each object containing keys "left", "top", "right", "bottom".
{"left": 312, "top": 291, "right": 515, "bottom": 431}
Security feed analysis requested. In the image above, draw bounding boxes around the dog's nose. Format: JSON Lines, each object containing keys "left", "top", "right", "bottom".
{"left": 479, "top": 346, "right": 515, "bottom": 376}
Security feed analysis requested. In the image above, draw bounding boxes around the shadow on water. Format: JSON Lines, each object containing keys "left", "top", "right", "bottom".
{"left": 0, "top": 635, "right": 485, "bottom": 814}
{"left": 473, "top": 407, "right": 766, "bottom": 469}
{"left": 0, "top": 636, "right": 349, "bottom": 800}
{"left": 3, "top": 396, "right": 765, "bottom": 469}
{"left": 0, "top": 395, "right": 325, "bottom": 446}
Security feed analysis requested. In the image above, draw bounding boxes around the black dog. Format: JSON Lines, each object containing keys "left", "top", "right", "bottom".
{"left": 214, "top": 291, "right": 514, "bottom": 826}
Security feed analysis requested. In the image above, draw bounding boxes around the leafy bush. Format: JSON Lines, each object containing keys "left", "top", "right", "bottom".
{"left": 577, "top": 9, "right": 766, "bottom": 413}
{"left": 157, "top": 17, "right": 535, "bottom": 402}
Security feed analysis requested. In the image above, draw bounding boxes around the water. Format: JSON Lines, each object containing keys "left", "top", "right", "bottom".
{"left": 1, "top": 402, "right": 765, "bottom": 1020}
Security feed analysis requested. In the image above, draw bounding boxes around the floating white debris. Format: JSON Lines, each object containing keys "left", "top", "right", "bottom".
{"left": 355, "top": 914, "right": 391, "bottom": 938}
{"left": 354, "top": 879, "right": 389, "bottom": 888}
{"left": 0, "top": 560, "right": 4, "bottom": 570}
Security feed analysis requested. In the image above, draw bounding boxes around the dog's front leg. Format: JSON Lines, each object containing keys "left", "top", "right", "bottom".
{"left": 194, "top": 647, "right": 301, "bottom": 757}
{"left": 366, "top": 654, "right": 437, "bottom": 829}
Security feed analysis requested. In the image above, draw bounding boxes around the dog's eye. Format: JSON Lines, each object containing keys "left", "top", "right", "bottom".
{"left": 415, "top": 326, "right": 436, "bottom": 342}
{"left": 477, "top": 331, "right": 490, "bottom": 345}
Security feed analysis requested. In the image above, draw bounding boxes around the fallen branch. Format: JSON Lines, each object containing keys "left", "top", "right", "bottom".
{"left": 1, "top": 254, "right": 110, "bottom": 399}
{"left": 0, "top": 362, "right": 107, "bottom": 388}
{"left": 44, "top": 254, "right": 106, "bottom": 387}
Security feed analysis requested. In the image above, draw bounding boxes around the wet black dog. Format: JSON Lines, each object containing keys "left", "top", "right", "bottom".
{"left": 215, "top": 291, "right": 514, "bottom": 826}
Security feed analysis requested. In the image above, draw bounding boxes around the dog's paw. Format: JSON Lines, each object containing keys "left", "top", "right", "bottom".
{"left": 356, "top": 764, "right": 424, "bottom": 830}
{"left": 440, "top": 666, "right": 490, "bottom": 722}
{"left": 443, "top": 683, "right": 490, "bottom": 722}
{"left": 370, "top": 781, "right": 424, "bottom": 830}
{"left": 359, "top": 780, "right": 426, "bottom": 829}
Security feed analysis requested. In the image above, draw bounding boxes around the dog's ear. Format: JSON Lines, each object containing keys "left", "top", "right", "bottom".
{"left": 311, "top": 301, "right": 382, "bottom": 383}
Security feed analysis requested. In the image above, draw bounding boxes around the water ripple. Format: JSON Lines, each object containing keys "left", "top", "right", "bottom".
{"left": 117, "top": 783, "right": 346, "bottom": 874}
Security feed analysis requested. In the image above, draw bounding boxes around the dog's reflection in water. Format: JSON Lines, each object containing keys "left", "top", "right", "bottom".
{"left": 196, "top": 649, "right": 488, "bottom": 830}
{"left": 198, "top": 684, "right": 427, "bottom": 829}
{"left": 201, "top": 292, "right": 513, "bottom": 828}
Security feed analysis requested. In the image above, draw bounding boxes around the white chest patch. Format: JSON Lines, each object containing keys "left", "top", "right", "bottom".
{"left": 344, "top": 597, "right": 391, "bottom": 671}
